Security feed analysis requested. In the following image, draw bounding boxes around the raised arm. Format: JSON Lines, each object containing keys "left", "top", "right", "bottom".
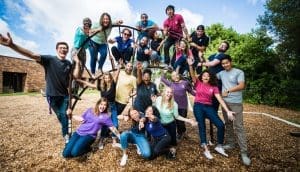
{"left": 0, "top": 32, "right": 41, "bottom": 61}
{"left": 136, "top": 62, "right": 143, "bottom": 85}
{"left": 113, "top": 59, "right": 123, "bottom": 83}
{"left": 187, "top": 58, "right": 197, "bottom": 83}
{"left": 76, "top": 78, "right": 97, "bottom": 89}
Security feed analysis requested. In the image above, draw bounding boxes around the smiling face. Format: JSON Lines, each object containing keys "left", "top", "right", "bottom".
{"left": 171, "top": 71, "right": 180, "bottom": 82}
{"left": 221, "top": 58, "right": 232, "bottom": 71}
{"left": 129, "top": 109, "right": 140, "bottom": 122}
{"left": 103, "top": 73, "right": 112, "bottom": 84}
{"left": 143, "top": 72, "right": 151, "bottom": 85}
{"left": 201, "top": 72, "right": 210, "bottom": 83}
{"left": 98, "top": 101, "right": 108, "bottom": 113}
{"left": 164, "top": 87, "right": 173, "bottom": 100}
{"left": 125, "top": 62, "right": 133, "bottom": 74}
{"left": 56, "top": 43, "right": 69, "bottom": 59}
{"left": 166, "top": 8, "right": 174, "bottom": 17}
{"left": 218, "top": 42, "right": 229, "bottom": 53}
{"left": 145, "top": 106, "right": 155, "bottom": 121}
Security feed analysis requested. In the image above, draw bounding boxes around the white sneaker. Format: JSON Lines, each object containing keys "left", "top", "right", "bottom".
{"left": 98, "top": 141, "right": 104, "bottom": 150}
{"left": 204, "top": 150, "right": 213, "bottom": 160}
{"left": 112, "top": 143, "right": 121, "bottom": 148}
{"left": 214, "top": 146, "right": 228, "bottom": 157}
{"left": 64, "top": 135, "right": 70, "bottom": 144}
{"left": 241, "top": 153, "right": 251, "bottom": 166}
{"left": 120, "top": 154, "right": 128, "bottom": 166}
{"left": 135, "top": 144, "right": 141, "bottom": 155}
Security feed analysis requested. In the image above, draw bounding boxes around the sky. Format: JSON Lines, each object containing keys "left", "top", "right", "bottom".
{"left": 0, "top": 0, "right": 266, "bottom": 69}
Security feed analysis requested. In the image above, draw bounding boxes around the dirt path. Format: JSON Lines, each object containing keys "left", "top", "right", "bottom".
{"left": 0, "top": 93, "right": 299, "bottom": 171}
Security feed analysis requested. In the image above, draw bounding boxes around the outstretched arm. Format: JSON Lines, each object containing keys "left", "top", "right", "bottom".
{"left": 0, "top": 32, "right": 41, "bottom": 62}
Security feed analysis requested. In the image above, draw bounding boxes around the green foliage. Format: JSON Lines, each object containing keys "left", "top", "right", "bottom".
{"left": 203, "top": 22, "right": 300, "bottom": 109}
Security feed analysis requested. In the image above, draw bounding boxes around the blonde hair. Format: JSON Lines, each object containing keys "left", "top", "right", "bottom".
{"left": 160, "top": 87, "right": 174, "bottom": 110}
{"left": 93, "top": 97, "right": 109, "bottom": 116}
{"left": 97, "top": 72, "right": 113, "bottom": 92}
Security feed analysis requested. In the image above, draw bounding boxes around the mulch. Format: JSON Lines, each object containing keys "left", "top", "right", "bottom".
{"left": 0, "top": 93, "right": 299, "bottom": 171}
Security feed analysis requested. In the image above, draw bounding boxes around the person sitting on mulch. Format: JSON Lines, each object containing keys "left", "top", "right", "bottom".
{"left": 118, "top": 107, "right": 151, "bottom": 166}
{"left": 62, "top": 97, "right": 120, "bottom": 158}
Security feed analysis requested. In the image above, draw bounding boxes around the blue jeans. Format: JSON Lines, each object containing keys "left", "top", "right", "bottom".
{"left": 173, "top": 55, "right": 188, "bottom": 75}
{"left": 49, "top": 96, "right": 69, "bottom": 137}
{"left": 100, "top": 102, "right": 118, "bottom": 138}
{"left": 89, "top": 40, "right": 108, "bottom": 74}
{"left": 62, "top": 132, "right": 95, "bottom": 158}
{"left": 120, "top": 131, "right": 151, "bottom": 159}
{"left": 193, "top": 102, "right": 225, "bottom": 145}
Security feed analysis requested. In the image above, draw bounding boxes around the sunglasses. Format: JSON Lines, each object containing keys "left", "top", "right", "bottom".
{"left": 84, "top": 23, "right": 92, "bottom": 27}
{"left": 123, "top": 33, "right": 131, "bottom": 36}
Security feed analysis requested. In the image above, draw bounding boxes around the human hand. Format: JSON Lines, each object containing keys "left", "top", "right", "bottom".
{"left": 227, "top": 111, "right": 235, "bottom": 121}
{"left": 0, "top": 32, "right": 13, "bottom": 47}
{"left": 222, "top": 91, "right": 229, "bottom": 97}
{"left": 187, "top": 57, "right": 194, "bottom": 66}
{"left": 190, "top": 119, "right": 198, "bottom": 126}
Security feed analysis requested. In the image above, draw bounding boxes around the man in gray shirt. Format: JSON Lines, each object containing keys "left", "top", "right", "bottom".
{"left": 217, "top": 55, "right": 251, "bottom": 166}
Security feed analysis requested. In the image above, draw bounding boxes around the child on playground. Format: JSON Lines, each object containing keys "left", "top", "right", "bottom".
{"left": 63, "top": 97, "right": 120, "bottom": 158}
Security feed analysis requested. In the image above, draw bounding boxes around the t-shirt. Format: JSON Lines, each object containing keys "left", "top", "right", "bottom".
{"left": 115, "top": 36, "right": 133, "bottom": 52}
{"left": 136, "top": 45, "right": 150, "bottom": 62}
{"left": 39, "top": 55, "right": 72, "bottom": 96}
{"left": 128, "top": 112, "right": 146, "bottom": 134}
{"left": 161, "top": 76, "right": 195, "bottom": 109}
{"left": 150, "top": 38, "right": 162, "bottom": 54}
{"left": 208, "top": 53, "right": 226, "bottom": 74}
{"left": 91, "top": 22, "right": 112, "bottom": 44}
{"left": 97, "top": 80, "right": 116, "bottom": 103}
{"left": 176, "top": 49, "right": 192, "bottom": 61}
{"left": 154, "top": 96, "right": 179, "bottom": 124}
{"left": 73, "top": 27, "right": 89, "bottom": 49}
{"left": 146, "top": 119, "right": 167, "bottom": 138}
{"left": 190, "top": 32, "right": 209, "bottom": 58}
{"left": 163, "top": 14, "right": 185, "bottom": 39}
{"left": 134, "top": 82, "right": 158, "bottom": 113}
{"left": 194, "top": 79, "right": 219, "bottom": 105}
{"left": 76, "top": 108, "right": 113, "bottom": 138}
{"left": 217, "top": 68, "right": 245, "bottom": 103}
{"left": 136, "top": 20, "right": 156, "bottom": 40}
{"left": 115, "top": 71, "right": 137, "bottom": 104}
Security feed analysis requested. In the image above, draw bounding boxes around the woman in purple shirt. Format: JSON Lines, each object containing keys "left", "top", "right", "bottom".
{"left": 161, "top": 71, "right": 195, "bottom": 140}
{"left": 62, "top": 98, "right": 120, "bottom": 158}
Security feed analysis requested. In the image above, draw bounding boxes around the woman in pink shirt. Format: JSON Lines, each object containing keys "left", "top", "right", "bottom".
{"left": 187, "top": 58, "right": 235, "bottom": 160}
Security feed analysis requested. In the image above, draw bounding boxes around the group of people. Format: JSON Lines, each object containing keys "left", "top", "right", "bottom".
{"left": 0, "top": 4, "right": 251, "bottom": 167}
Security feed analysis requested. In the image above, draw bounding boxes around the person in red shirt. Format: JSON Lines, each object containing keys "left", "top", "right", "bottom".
{"left": 163, "top": 5, "right": 189, "bottom": 67}
{"left": 187, "top": 58, "right": 235, "bottom": 160}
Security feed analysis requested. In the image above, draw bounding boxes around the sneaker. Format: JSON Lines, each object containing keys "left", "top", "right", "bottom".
{"left": 112, "top": 143, "right": 121, "bottom": 148}
{"left": 135, "top": 144, "right": 141, "bottom": 155}
{"left": 64, "top": 135, "right": 70, "bottom": 144}
{"left": 170, "top": 148, "right": 176, "bottom": 159}
{"left": 241, "top": 153, "right": 251, "bottom": 166}
{"left": 223, "top": 144, "right": 235, "bottom": 150}
{"left": 204, "top": 150, "right": 213, "bottom": 160}
{"left": 120, "top": 154, "right": 128, "bottom": 166}
{"left": 98, "top": 141, "right": 104, "bottom": 150}
{"left": 214, "top": 146, "right": 228, "bottom": 157}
